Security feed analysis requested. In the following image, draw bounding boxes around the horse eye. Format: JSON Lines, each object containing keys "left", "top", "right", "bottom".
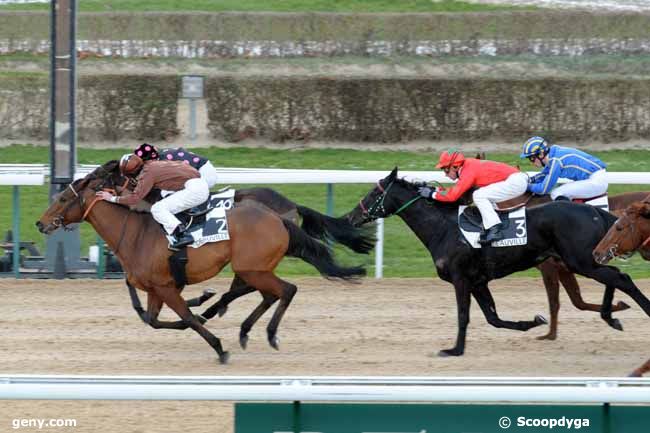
{"left": 60, "top": 197, "right": 67, "bottom": 203}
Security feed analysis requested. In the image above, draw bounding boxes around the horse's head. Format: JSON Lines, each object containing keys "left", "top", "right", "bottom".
{"left": 593, "top": 201, "right": 650, "bottom": 264}
{"left": 347, "top": 167, "right": 422, "bottom": 227}
{"left": 36, "top": 160, "right": 122, "bottom": 234}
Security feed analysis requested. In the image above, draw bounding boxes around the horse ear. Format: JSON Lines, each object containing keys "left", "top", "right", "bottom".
{"left": 388, "top": 166, "right": 398, "bottom": 180}
{"left": 102, "top": 160, "right": 119, "bottom": 173}
{"left": 641, "top": 202, "right": 650, "bottom": 218}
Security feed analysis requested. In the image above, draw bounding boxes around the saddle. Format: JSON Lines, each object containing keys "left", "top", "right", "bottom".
{"left": 495, "top": 192, "right": 533, "bottom": 212}
{"left": 175, "top": 188, "right": 234, "bottom": 229}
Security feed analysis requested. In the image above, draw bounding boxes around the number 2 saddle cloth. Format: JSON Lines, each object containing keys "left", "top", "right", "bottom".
{"left": 165, "top": 188, "right": 234, "bottom": 248}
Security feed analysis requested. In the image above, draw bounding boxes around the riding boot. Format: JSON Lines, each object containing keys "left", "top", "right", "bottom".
{"left": 479, "top": 223, "right": 504, "bottom": 245}
{"left": 169, "top": 224, "right": 194, "bottom": 250}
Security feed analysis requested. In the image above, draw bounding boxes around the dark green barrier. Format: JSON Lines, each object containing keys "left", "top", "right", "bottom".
{"left": 236, "top": 403, "right": 650, "bottom": 433}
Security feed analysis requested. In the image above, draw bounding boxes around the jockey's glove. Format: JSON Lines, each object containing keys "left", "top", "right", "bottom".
{"left": 418, "top": 186, "right": 436, "bottom": 199}
{"left": 529, "top": 173, "right": 544, "bottom": 184}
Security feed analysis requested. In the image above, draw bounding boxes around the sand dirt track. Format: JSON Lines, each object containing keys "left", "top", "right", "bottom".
{"left": 0, "top": 277, "right": 648, "bottom": 432}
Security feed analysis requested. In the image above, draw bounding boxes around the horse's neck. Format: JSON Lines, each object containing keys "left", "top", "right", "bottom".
{"left": 393, "top": 186, "right": 454, "bottom": 247}
{"left": 609, "top": 191, "right": 650, "bottom": 211}
{"left": 84, "top": 201, "right": 149, "bottom": 266}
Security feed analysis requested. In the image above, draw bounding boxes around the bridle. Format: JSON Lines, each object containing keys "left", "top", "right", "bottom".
{"left": 49, "top": 171, "right": 131, "bottom": 254}
{"left": 601, "top": 215, "right": 642, "bottom": 262}
{"left": 358, "top": 178, "right": 422, "bottom": 223}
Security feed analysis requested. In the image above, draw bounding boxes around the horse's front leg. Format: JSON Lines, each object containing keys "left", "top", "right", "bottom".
{"left": 629, "top": 358, "right": 650, "bottom": 377}
{"left": 157, "top": 285, "right": 230, "bottom": 364}
{"left": 472, "top": 284, "right": 547, "bottom": 331}
{"left": 439, "top": 280, "right": 471, "bottom": 357}
{"left": 126, "top": 280, "right": 206, "bottom": 329}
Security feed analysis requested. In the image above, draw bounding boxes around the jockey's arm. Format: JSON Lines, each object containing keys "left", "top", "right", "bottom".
{"left": 114, "top": 173, "right": 155, "bottom": 206}
{"left": 433, "top": 171, "right": 475, "bottom": 202}
{"left": 528, "top": 159, "right": 560, "bottom": 195}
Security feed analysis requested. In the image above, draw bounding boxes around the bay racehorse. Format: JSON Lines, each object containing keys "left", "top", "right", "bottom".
{"left": 124, "top": 185, "right": 375, "bottom": 347}
{"left": 347, "top": 167, "right": 650, "bottom": 356}
{"left": 36, "top": 161, "right": 365, "bottom": 364}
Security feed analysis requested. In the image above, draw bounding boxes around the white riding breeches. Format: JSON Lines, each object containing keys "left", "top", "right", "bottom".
{"left": 550, "top": 169, "right": 608, "bottom": 200}
{"left": 199, "top": 160, "right": 218, "bottom": 189}
{"left": 472, "top": 172, "right": 529, "bottom": 230}
{"left": 150, "top": 178, "right": 210, "bottom": 234}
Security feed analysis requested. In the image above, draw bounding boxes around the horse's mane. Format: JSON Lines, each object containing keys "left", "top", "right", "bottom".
{"left": 394, "top": 177, "right": 427, "bottom": 189}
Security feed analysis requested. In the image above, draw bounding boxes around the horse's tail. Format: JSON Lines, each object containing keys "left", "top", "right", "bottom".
{"left": 282, "top": 219, "right": 366, "bottom": 281}
{"left": 296, "top": 205, "right": 376, "bottom": 254}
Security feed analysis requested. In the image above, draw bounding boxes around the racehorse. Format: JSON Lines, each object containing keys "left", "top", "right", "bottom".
{"left": 123, "top": 185, "right": 375, "bottom": 347}
{"left": 36, "top": 161, "right": 366, "bottom": 364}
{"left": 519, "top": 191, "right": 650, "bottom": 340}
{"left": 591, "top": 200, "right": 650, "bottom": 378}
{"left": 346, "top": 167, "right": 650, "bottom": 356}
{"left": 593, "top": 200, "right": 650, "bottom": 265}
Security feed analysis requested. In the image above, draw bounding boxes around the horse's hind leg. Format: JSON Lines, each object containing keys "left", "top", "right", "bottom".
{"left": 201, "top": 274, "right": 257, "bottom": 320}
{"left": 158, "top": 286, "right": 230, "bottom": 364}
{"left": 472, "top": 284, "right": 547, "bottom": 331}
{"left": 238, "top": 271, "right": 296, "bottom": 350}
{"left": 556, "top": 261, "right": 630, "bottom": 313}
{"left": 582, "top": 265, "right": 650, "bottom": 330}
{"left": 537, "top": 261, "right": 561, "bottom": 340}
{"left": 238, "top": 293, "right": 278, "bottom": 350}
{"left": 185, "top": 288, "right": 218, "bottom": 308}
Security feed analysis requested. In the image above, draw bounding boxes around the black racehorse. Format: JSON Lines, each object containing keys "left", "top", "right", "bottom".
{"left": 347, "top": 167, "right": 650, "bottom": 356}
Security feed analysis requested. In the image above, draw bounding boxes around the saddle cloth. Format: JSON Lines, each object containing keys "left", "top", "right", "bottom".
{"left": 165, "top": 188, "right": 234, "bottom": 248}
{"left": 459, "top": 205, "right": 528, "bottom": 249}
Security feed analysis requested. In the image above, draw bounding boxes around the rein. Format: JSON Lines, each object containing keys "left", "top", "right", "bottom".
{"left": 360, "top": 179, "right": 422, "bottom": 221}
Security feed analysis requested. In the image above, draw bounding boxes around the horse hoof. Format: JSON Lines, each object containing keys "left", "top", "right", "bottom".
{"left": 218, "top": 351, "right": 230, "bottom": 365}
{"left": 616, "top": 301, "right": 631, "bottom": 311}
{"left": 610, "top": 319, "right": 624, "bottom": 331}
{"left": 217, "top": 305, "right": 228, "bottom": 318}
{"left": 534, "top": 314, "right": 548, "bottom": 325}
{"left": 203, "top": 288, "right": 217, "bottom": 297}
{"left": 536, "top": 333, "right": 557, "bottom": 341}
{"left": 438, "top": 348, "right": 463, "bottom": 357}
{"left": 628, "top": 371, "right": 642, "bottom": 378}
{"left": 197, "top": 314, "right": 208, "bottom": 325}
{"left": 239, "top": 334, "right": 249, "bottom": 350}
{"left": 269, "top": 336, "right": 280, "bottom": 351}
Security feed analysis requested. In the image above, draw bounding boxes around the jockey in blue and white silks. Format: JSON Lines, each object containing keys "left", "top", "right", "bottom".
{"left": 520, "top": 136, "right": 608, "bottom": 200}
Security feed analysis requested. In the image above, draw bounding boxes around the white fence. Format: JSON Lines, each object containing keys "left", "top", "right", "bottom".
{"left": 3, "top": 164, "right": 650, "bottom": 278}
{"left": 1, "top": 375, "right": 649, "bottom": 402}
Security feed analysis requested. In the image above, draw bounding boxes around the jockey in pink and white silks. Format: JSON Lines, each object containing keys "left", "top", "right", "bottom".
{"left": 134, "top": 143, "right": 219, "bottom": 189}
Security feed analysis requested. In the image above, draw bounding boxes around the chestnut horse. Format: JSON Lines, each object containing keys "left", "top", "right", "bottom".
{"left": 522, "top": 191, "right": 649, "bottom": 339}
{"left": 36, "top": 161, "right": 365, "bottom": 364}
{"left": 592, "top": 199, "right": 650, "bottom": 378}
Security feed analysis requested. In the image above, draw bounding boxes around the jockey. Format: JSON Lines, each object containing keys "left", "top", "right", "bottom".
{"left": 96, "top": 153, "right": 209, "bottom": 250}
{"left": 418, "top": 150, "right": 528, "bottom": 244}
{"left": 520, "top": 136, "right": 607, "bottom": 201}
{"left": 134, "top": 143, "right": 218, "bottom": 189}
